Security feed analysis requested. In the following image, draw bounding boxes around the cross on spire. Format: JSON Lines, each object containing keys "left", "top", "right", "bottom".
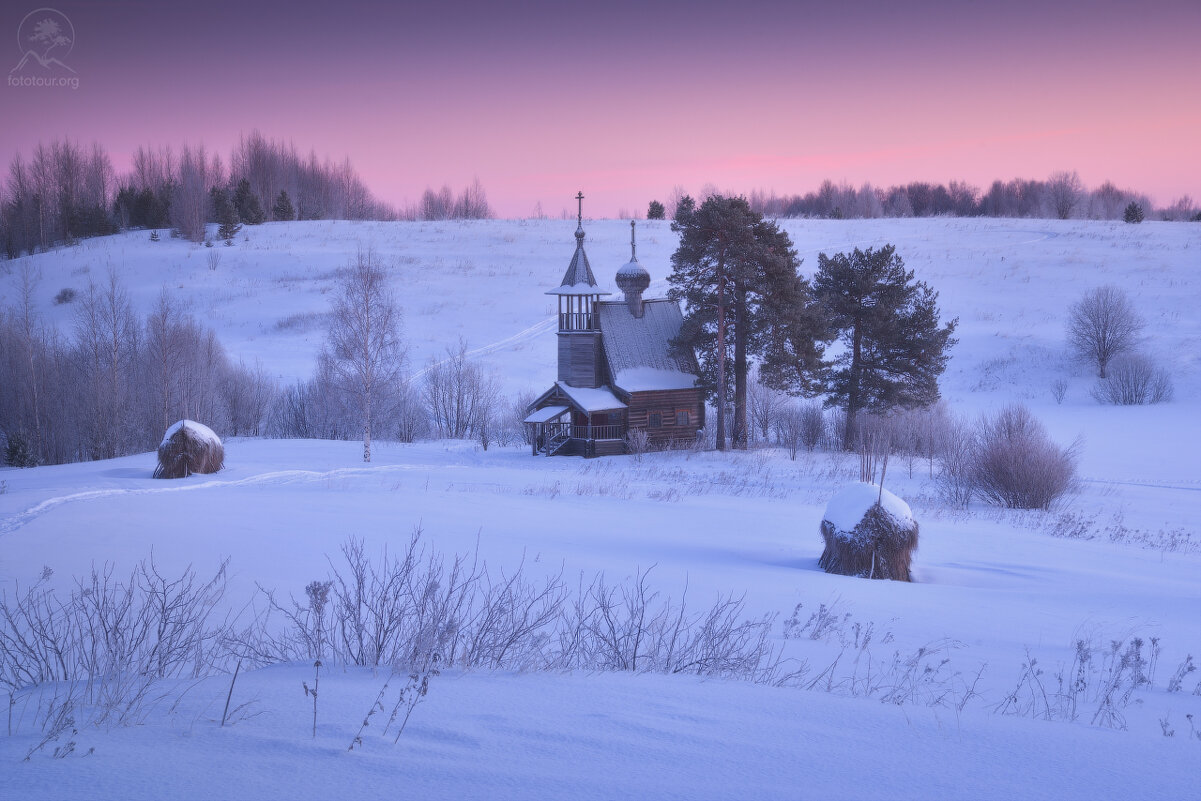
{"left": 630, "top": 219, "right": 637, "bottom": 261}
{"left": 575, "top": 191, "right": 584, "bottom": 227}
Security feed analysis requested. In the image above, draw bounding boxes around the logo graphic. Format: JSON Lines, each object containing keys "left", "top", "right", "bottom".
{"left": 9, "top": 8, "right": 78, "bottom": 88}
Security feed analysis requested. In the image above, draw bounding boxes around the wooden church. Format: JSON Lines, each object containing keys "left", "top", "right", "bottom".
{"left": 524, "top": 194, "right": 705, "bottom": 456}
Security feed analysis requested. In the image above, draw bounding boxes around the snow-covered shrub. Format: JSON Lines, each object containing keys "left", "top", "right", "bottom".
{"left": 777, "top": 401, "right": 825, "bottom": 459}
{"left": 0, "top": 559, "right": 229, "bottom": 731}
{"left": 797, "top": 402, "right": 825, "bottom": 453}
{"left": 625, "top": 428, "right": 650, "bottom": 462}
{"left": 854, "top": 414, "right": 897, "bottom": 484}
{"left": 423, "top": 340, "right": 500, "bottom": 441}
{"left": 933, "top": 412, "right": 977, "bottom": 507}
{"left": 221, "top": 361, "right": 277, "bottom": 437}
{"left": 392, "top": 380, "right": 429, "bottom": 443}
{"left": 555, "top": 568, "right": 783, "bottom": 680}
{"left": 1090, "top": 353, "right": 1173, "bottom": 405}
{"left": 747, "top": 370, "right": 786, "bottom": 446}
{"left": 971, "top": 404, "right": 1076, "bottom": 510}
{"left": 266, "top": 373, "right": 354, "bottom": 440}
{"left": 242, "top": 532, "right": 793, "bottom": 683}
{"left": 822, "top": 407, "right": 848, "bottom": 451}
{"left": 508, "top": 390, "right": 537, "bottom": 446}
{"left": 819, "top": 482, "right": 918, "bottom": 582}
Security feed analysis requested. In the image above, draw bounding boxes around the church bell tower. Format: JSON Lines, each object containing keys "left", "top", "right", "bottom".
{"left": 546, "top": 192, "right": 609, "bottom": 387}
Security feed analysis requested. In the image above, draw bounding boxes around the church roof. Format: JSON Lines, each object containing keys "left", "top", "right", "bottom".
{"left": 546, "top": 194, "right": 610, "bottom": 297}
{"left": 616, "top": 221, "right": 650, "bottom": 288}
{"left": 596, "top": 299, "right": 700, "bottom": 393}
{"left": 562, "top": 226, "right": 598, "bottom": 285}
{"left": 546, "top": 226, "right": 611, "bottom": 296}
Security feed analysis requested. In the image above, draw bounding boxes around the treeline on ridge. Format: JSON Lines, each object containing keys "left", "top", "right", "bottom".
{"left": 0, "top": 132, "right": 495, "bottom": 258}
{"left": 657, "top": 172, "right": 1197, "bottom": 223}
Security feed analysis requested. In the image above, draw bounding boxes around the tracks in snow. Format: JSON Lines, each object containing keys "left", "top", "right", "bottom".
{"left": 407, "top": 316, "right": 556, "bottom": 383}
{"left": 0, "top": 464, "right": 460, "bottom": 536}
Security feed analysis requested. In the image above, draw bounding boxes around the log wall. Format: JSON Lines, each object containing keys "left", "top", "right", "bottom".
{"left": 557, "top": 332, "right": 603, "bottom": 388}
{"left": 626, "top": 388, "right": 705, "bottom": 444}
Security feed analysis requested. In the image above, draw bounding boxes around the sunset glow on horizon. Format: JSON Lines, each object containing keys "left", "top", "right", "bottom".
{"left": 3, "top": 0, "right": 1198, "bottom": 217}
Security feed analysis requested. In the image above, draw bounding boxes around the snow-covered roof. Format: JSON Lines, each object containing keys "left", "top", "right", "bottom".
{"left": 160, "top": 419, "right": 221, "bottom": 448}
{"left": 546, "top": 283, "right": 611, "bottom": 297}
{"left": 822, "top": 482, "right": 913, "bottom": 534}
{"left": 547, "top": 226, "right": 608, "bottom": 296}
{"left": 616, "top": 259, "right": 649, "bottom": 279}
{"left": 523, "top": 405, "right": 570, "bottom": 424}
{"left": 596, "top": 299, "right": 700, "bottom": 393}
{"left": 555, "top": 382, "right": 627, "bottom": 412}
{"left": 613, "top": 367, "right": 698, "bottom": 392}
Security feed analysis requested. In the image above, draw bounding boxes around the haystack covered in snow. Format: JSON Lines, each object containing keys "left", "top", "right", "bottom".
{"left": 154, "top": 420, "right": 224, "bottom": 479}
{"left": 819, "top": 482, "right": 918, "bottom": 581}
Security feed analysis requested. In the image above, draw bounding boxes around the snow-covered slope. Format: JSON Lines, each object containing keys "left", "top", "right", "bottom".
{"left": 5, "top": 217, "right": 1198, "bottom": 478}
{"left": 1, "top": 218, "right": 1198, "bottom": 800}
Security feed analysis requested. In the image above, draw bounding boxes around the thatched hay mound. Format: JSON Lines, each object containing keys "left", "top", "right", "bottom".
{"left": 154, "top": 420, "right": 224, "bottom": 479}
{"left": 819, "top": 483, "right": 918, "bottom": 582}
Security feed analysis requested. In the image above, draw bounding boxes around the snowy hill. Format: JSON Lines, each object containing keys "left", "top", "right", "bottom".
{"left": 1, "top": 218, "right": 1199, "bottom": 799}
{"left": 5, "top": 217, "right": 1198, "bottom": 477}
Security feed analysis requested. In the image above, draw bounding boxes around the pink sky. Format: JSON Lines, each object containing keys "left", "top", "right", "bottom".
{"left": 3, "top": 0, "right": 1198, "bottom": 217}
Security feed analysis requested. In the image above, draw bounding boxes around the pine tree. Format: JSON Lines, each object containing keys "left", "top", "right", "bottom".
{"left": 813, "top": 245, "right": 957, "bottom": 447}
{"left": 1123, "top": 201, "right": 1144, "bottom": 224}
{"left": 674, "top": 195, "right": 695, "bottom": 221}
{"left": 669, "top": 195, "right": 825, "bottom": 449}
{"left": 4, "top": 432, "right": 37, "bottom": 467}
{"left": 233, "top": 178, "right": 265, "bottom": 224}
{"left": 272, "top": 190, "right": 295, "bottom": 221}
{"left": 647, "top": 200, "right": 665, "bottom": 220}
{"left": 211, "top": 187, "right": 241, "bottom": 243}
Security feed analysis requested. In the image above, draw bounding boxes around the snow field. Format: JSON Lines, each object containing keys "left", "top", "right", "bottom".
{"left": 1, "top": 217, "right": 1199, "bottom": 799}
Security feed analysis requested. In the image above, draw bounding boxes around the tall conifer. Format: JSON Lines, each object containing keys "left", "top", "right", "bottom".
{"left": 813, "top": 245, "right": 957, "bottom": 447}
{"left": 669, "top": 195, "right": 825, "bottom": 449}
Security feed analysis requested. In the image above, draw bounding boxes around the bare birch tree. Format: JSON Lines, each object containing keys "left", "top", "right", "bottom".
{"left": 324, "top": 248, "right": 406, "bottom": 462}
{"left": 1045, "top": 170, "right": 1084, "bottom": 220}
{"left": 144, "top": 290, "right": 185, "bottom": 433}
{"left": 74, "top": 270, "right": 139, "bottom": 459}
{"left": 1067, "top": 286, "right": 1144, "bottom": 378}
{"left": 10, "top": 264, "right": 46, "bottom": 459}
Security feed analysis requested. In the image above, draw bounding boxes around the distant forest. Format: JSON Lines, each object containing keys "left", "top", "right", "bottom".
{"left": 667, "top": 173, "right": 1197, "bottom": 225}
{"left": 2, "top": 131, "right": 1196, "bottom": 258}
{"left": 0, "top": 132, "right": 494, "bottom": 258}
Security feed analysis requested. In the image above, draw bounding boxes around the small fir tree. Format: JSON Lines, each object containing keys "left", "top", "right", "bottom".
{"left": 4, "top": 432, "right": 37, "bottom": 468}
{"left": 211, "top": 187, "right": 242, "bottom": 243}
{"left": 647, "top": 200, "right": 666, "bottom": 220}
{"left": 814, "top": 245, "right": 957, "bottom": 447}
{"left": 233, "top": 178, "right": 265, "bottom": 224}
{"left": 272, "top": 190, "right": 295, "bottom": 221}
{"left": 1123, "top": 201, "right": 1144, "bottom": 224}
